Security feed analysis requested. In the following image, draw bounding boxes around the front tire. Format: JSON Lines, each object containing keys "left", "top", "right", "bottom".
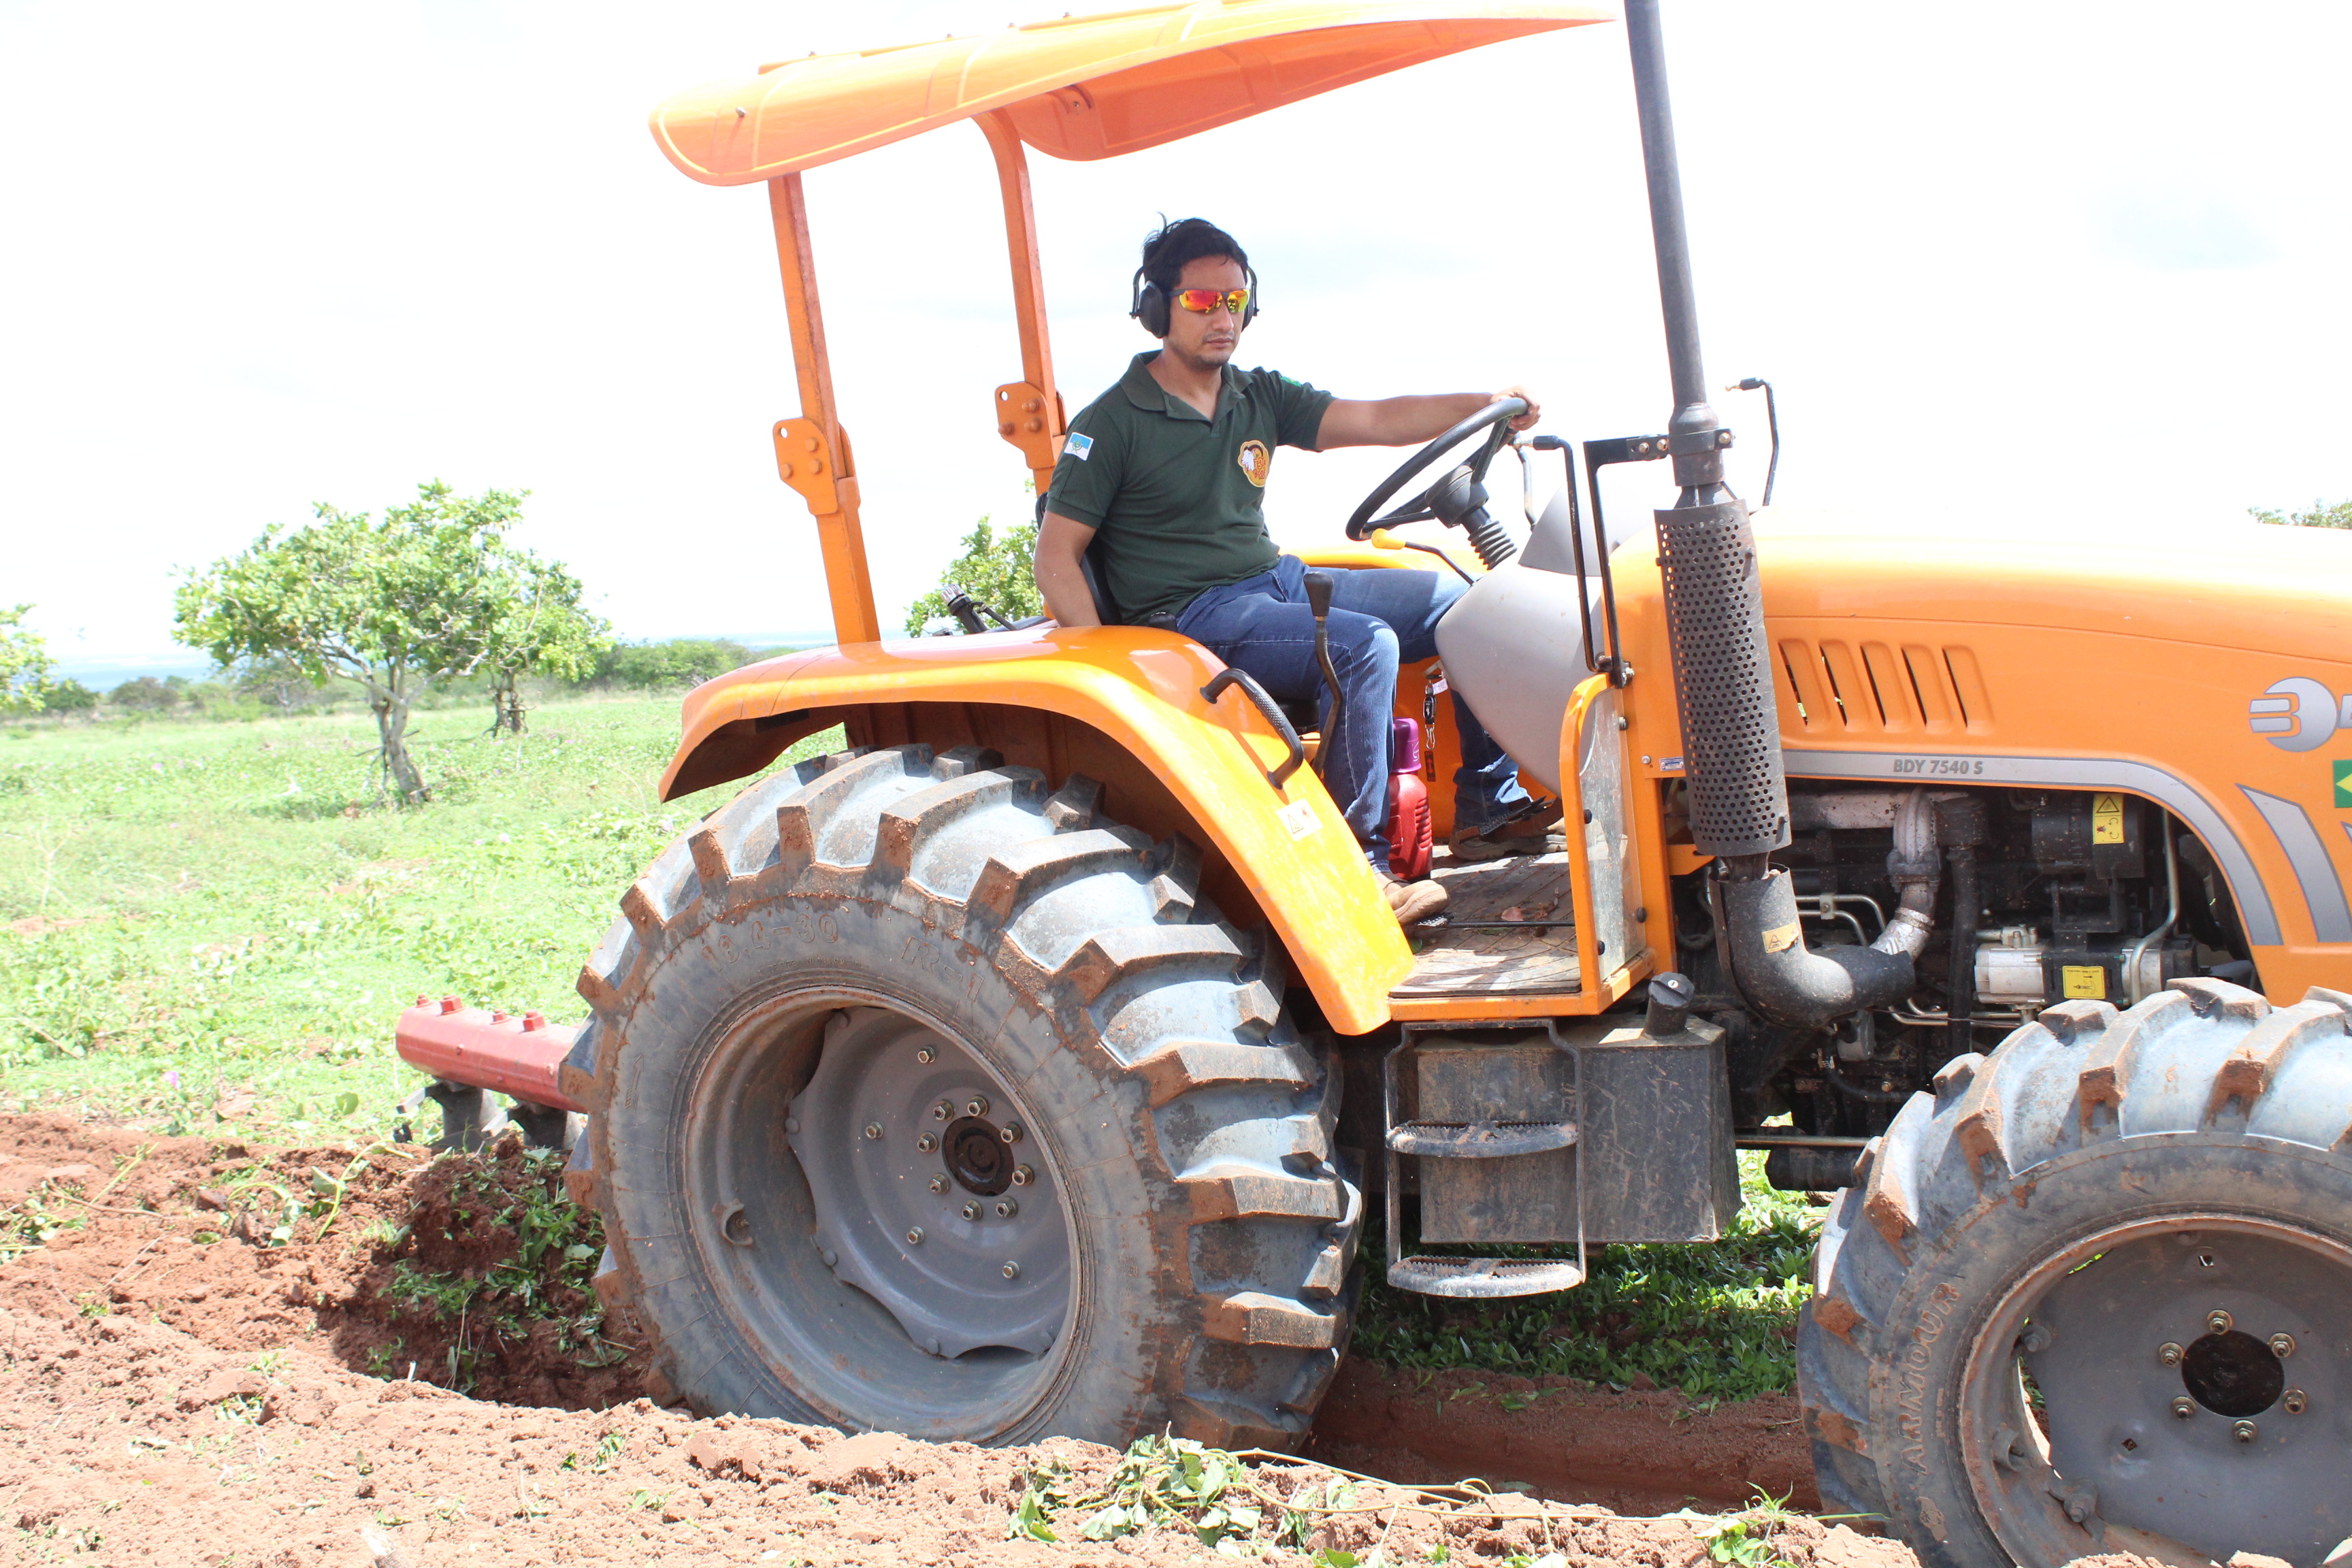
{"left": 566, "top": 744, "right": 1361, "bottom": 1448}
{"left": 1799, "top": 978, "right": 2352, "bottom": 1566}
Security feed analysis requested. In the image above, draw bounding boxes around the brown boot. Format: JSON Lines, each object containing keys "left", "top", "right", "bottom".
{"left": 1448, "top": 800, "right": 1567, "bottom": 863}
{"left": 1376, "top": 869, "right": 1450, "bottom": 926}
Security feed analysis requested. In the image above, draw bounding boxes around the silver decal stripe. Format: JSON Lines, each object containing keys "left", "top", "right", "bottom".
{"left": 1784, "top": 750, "right": 2283, "bottom": 947}
{"left": 2240, "top": 786, "right": 2352, "bottom": 945}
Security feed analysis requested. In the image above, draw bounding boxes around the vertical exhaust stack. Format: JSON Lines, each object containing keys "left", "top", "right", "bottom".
{"left": 1624, "top": 0, "right": 1917, "bottom": 1028}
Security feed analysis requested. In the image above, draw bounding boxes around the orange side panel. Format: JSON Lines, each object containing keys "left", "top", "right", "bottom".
{"left": 657, "top": 627, "right": 1414, "bottom": 1035}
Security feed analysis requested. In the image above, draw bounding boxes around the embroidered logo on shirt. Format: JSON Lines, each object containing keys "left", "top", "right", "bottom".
{"left": 1237, "top": 439, "right": 1271, "bottom": 487}
{"left": 1064, "top": 431, "right": 1094, "bottom": 461}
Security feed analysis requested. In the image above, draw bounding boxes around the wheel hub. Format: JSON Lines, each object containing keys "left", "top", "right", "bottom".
{"left": 2179, "top": 1328, "right": 2285, "bottom": 1418}
{"left": 945, "top": 1115, "right": 1014, "bottom": 1196}
{"left": 791, "top": 1008, "right": 1070, "bottom": 1360}
{"left": 1963, "top": 1215, "right": 2350, "bottom": 1565}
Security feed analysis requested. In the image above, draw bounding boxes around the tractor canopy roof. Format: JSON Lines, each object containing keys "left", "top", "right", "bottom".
{"left": 651, "top": 1, "right": 1609, "bottom": 184}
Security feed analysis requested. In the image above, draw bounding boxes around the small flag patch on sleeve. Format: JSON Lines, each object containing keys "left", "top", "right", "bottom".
{"left": 1064, "top": 432, "right": 1093, "bottom": 461}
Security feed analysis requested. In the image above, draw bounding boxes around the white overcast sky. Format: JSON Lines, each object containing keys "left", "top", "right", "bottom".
{"left": 5, "top": 1, "right": 2349, "bottom": 677}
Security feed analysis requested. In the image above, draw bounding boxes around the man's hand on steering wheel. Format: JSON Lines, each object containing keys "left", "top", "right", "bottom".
{"left": 1490, "top": 385, "right": 1541, "bottom": 434}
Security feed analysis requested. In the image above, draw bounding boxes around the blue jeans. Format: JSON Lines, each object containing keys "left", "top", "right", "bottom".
{"left": 1177, "top": 555, "right": 1531, "bottom": 872}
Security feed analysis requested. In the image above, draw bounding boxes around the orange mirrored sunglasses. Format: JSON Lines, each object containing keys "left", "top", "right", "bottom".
{"left": 1173, "top": 287, "right": 1251, "bottom": 315}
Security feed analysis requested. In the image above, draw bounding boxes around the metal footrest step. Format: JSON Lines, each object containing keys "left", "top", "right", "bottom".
{"left": 1386, "top": 1120, "right": 1578, "bottom": 1158}
{"left": 1386, "top": 1255, "right": 1587, "bottom": 1299}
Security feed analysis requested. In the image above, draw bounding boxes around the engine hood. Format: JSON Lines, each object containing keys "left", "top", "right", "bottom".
{"left": 1748, "top": 510, "right": 2352, "bottom": 662}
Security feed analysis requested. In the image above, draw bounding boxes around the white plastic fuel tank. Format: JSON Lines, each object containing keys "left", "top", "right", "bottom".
{"left": 1433, "top": 485, "right": 1641, "bottom": 795}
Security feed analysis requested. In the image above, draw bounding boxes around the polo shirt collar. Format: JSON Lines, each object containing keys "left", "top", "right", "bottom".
{"left": 1119, "top": 351, "right": 1242, "bottom": 423}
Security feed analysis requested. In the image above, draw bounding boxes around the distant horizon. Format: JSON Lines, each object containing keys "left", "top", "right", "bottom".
{"left": 45, "top": 629, "right": 840, "bottom": 689}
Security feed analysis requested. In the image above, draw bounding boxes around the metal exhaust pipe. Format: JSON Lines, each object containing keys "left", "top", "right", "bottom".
{"left": 1624, "top": 0, "right": 1917, "bottom": 1027}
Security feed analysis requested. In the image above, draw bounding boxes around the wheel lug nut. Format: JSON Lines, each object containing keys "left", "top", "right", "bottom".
{"left": 863, "top": 1122, "right": 883, "bottom": 1140}
{"left": 2020, "top": 1324, "right": 2053, "bottom": 1354}
{"left": 916, "top": 1047, "right": 936, "bottom": 1064}
{"left": 905, "top": 1227, "right": 924, "bottom": 1245}
{"left": 1002, "top": 1262, "right": 1021, "bottom": 1280}
{"left": 2270, "top": 1332, "right": 2296, "bottom": 1358}
{"left": 2171, "top": 1397, "right": 2196, "bottom": 1420}
{"left": 962, "top": 1200, "right": 981, "bottom": 1221}
{"left": 2207, "top": 1309, "right": 2234, "bottom": 1335}
{"left": 966, "top": 1096, "right": 990, "bottom": 1117}
{"left": 2284, "top": 1388, "right": 2308, "bottom": 1415}
{"left": 928, "top": 1175, "right": 948, "bottom": 1194}
{"left": 917, "top": 1133, "right": 937, "bottom": 1153}
{"left": 932, "top": 1100, "right": 952, "bottom": 1121}
{"left": 1011, "top": 1164, "right": 1034, "bottom": 1186}
{"left": 996, "top": 1199, "right": 1017, "bottom": 1218}
{"left": 2233, "top": 1420, "right": 2257, "bottom": 1443}
{"left": 1001, "top": 1122, "right": 1024, "bottom": 1144}
{"left": 2157, "top": 1342, "right": 2183, "bottom": 1367}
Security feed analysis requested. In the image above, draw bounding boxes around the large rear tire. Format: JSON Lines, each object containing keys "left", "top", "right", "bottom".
{"left": 1799, "top": 977, "right": 2352, "bottom": 1566}
{"left": 563, "top": 744, "right": 1361, "bottom": 1448}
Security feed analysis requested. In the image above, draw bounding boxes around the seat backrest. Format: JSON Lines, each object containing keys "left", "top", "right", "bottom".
{"left": 1079, "top": 530, "right": 1124, "bottom": 626}
{"left": 1038, "top": 489, "right": 1125, "bottom": 627}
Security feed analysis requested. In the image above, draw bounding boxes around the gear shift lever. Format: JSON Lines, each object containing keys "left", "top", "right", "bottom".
{"left": 1303, "top": 572, "right": 1342, "bottom": 779}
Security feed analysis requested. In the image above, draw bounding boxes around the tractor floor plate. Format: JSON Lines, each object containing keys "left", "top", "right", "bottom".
{"left": 1392, "top": 851, "right": 1581, "bottom": 998}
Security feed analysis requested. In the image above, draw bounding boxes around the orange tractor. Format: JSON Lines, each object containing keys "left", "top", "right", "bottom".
{"left": 397, "top": 4, "right": 2352, "bottom": 1563}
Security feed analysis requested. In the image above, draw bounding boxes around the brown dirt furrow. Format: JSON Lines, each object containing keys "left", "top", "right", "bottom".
{"left": 1304, "top": 1357, "right": 1818, "bottom": 1515}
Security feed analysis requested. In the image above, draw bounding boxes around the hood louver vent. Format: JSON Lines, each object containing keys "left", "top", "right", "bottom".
{"left": 1776, "top": 639, "right": 1994, "bottom": 738}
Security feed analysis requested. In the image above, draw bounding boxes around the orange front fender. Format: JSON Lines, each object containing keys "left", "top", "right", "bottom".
{"left": 657, "top": 628, "right": 1413, "bottom": 1035}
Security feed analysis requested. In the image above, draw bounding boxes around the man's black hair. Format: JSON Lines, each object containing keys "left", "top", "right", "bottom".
{"left": 1139, "top": 216, "right": 1250, "bottom": 293}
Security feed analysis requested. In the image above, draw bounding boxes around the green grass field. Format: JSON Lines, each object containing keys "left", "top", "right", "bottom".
{"left": 1, "top": 699, "right": 1815, "bottom": 1396}
{"left": 0, "top": 697, "right": 838, "bottom": 1137}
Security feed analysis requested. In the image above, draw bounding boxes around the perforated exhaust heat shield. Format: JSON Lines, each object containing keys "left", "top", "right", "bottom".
{"left": 1656, "top": 497, "right": 1790, "bottom": 860}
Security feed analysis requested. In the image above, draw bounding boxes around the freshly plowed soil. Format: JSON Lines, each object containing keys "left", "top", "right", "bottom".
{"left": 1305, "top": 1360, "right": 1818, "bottom": 1516}
{"left": 0, "top": 1113, "right": 1925, "bottom": 1567}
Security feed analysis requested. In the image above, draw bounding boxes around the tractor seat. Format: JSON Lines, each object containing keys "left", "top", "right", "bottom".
{"left": 1079, "top": 536, "right": 1322, "bottom": 738}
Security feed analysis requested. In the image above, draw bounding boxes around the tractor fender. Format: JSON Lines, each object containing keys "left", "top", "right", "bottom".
{"left": 655, "top": 626, "right": 1414, "bottom": 1035}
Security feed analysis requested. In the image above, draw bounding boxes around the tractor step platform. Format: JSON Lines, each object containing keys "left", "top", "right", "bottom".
{"left": 1392, "top": 850, "right": 1579, "bottom": 997}
{"left": 1386, "top": 1254, "right": 1587, "bottom": 1298}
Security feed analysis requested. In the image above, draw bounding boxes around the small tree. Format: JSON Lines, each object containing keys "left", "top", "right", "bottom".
{"left": 2251, "top": 499, "right": 2352, "bottom": 529}
{"left": 43, "top": 679, "right": 97, "bottom": 715}
{"left": 902, "top": 517, "right": 1043, "bottom": 634}
{"left": 173, "top": 480, "right": 579, "bottom": 802}
{"left": 108, "top": 676, "right": 182, "bottom": 713}
{"left": 235, "top": 655, "right": 318, "bottom": 714}
{"left": 484, "top": 557, "right": 609, "bottom": 735}
{"left": 595, "top": 638, "right": 755, "bottom": 690}
{"left": 0, "top": 605, "right": 55, "bottom": 715}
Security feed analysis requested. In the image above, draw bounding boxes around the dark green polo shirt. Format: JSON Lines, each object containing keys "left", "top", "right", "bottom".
{"left": 1046, "top": 352, "right": 1333, "bottom": 623}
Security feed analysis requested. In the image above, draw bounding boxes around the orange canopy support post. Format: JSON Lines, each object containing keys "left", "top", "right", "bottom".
{"left": 766, "top": 172, "right": 881, "bottom": 645}
{"left": 977, "top": 110, "right": 1066, "bottom": 497}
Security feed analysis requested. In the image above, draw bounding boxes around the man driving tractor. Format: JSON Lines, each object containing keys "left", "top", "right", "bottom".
{"left": 1033, "top": 217, "right": 1558, "bottom": 925}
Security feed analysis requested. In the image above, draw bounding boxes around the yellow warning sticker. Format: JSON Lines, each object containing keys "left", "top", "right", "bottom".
{"left": 2091, "top": 792, "right": 2125, "bottom": 845}
{"left": 2061, "top": 964, "right": 2108, "bottom": 1000}
{"left": 1762, "top": 921, "right": 1803, "bottom": 953}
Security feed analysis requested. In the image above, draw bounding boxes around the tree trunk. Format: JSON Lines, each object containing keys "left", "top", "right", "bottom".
{"left": 489, "top": 670, "right": 526, "bottom": 736}
{"left": 372, "top": 690, "right": 429, "bottom": 803}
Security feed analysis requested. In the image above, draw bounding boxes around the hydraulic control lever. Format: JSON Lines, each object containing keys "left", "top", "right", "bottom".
{"left": 941, "top": 583, "right": 1018, "bottom": 634}
{"left": 1304, "top": 570, "right": 1343, "bottom": 778}
{"left": 1725, "top": 378, "right": 1780, "bottom": 506}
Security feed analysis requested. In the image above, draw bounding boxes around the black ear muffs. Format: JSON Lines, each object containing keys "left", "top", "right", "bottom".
{"left": 1129, "top": 266, "right": 1170, "bottom": 338}
{"left": 1130, "top": 262, "right": 1259, "bottom": 338}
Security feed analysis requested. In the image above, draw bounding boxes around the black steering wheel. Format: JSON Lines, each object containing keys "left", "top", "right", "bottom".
{"left": 1343, "top": 396, "right": 1527, "bottom": 542}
